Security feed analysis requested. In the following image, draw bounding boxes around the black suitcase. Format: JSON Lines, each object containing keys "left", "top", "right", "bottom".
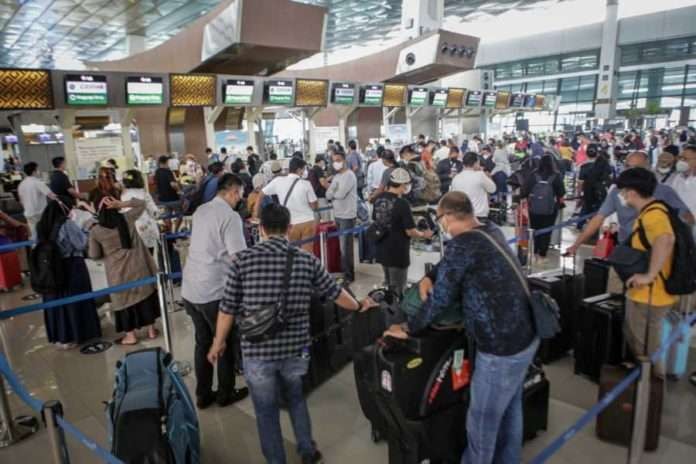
{"left": 528, "top": 269, "right": 585, "bottom": 363}
{"left": 354, "top": 345, "right": 390, "bottom": 442}
{"left": 358, "top": 229, "right": 377, "bottom": 263}
{"left": 583, "top": 258, "right": 611, "bottom": 297}
{"left": 523, "top": 363, "right": 550, "bottom": 441}
{"left": 574, "top": 294, "right": 625, "bottom": 382}
{"left": 596, "top": 364, "right": 663, "bottom": 451}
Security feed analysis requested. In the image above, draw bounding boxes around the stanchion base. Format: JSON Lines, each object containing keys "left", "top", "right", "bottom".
{"left": 172, "top": 360, "right": 192, "bottom": 377}
{"left": 0, "top": 415, "right": 40, "bottom": 448}
{"left": 169, "top": 300, "right": 185, "bottom": 313}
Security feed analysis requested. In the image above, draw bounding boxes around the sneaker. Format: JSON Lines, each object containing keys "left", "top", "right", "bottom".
{"left": 197, "top": 391, "right": 217, "bottom": 410}
{"left": 302, "top": 450, "right": 323, "bottom": 464}
{"left": 217, "top": 387, "right": 249, "bottom": 407}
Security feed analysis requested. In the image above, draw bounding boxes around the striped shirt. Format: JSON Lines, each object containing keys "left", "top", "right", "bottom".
{"left": 220, "top": 236, "right": 341, "bottom": 360}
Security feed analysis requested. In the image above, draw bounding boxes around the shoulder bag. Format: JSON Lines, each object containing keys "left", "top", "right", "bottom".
{"left": 237, "top": 247, "right": 296, "bottom": 343}
{"left": 470, "top": 229, "right": 561, "bottom": 339}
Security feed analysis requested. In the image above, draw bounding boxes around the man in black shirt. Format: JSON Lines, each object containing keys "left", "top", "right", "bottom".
{"left": 154, "top": 156, "right": 180, "bottom": 203}
{"left": 49, "top": 157, "right": 82, "bottom": 201}
{"left": 578, "top": 143, "right": 612, "bottom": 217}
{"left": 246, "top": 146, "right": 261, "bottom": 177}
{"left": 387, "top": 191, "right": 538, "bottom": 464}
{"left": 308, "top": 155, "right": 328, "bottom": 199}
{"left": 373, "top": 168, "right": 432, "bottom": 323}
{"left": 436, "top": 146, "right": 463, "bottom": 194}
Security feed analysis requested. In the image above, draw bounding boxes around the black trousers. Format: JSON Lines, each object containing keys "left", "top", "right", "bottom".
{"left": 529, "top": 212, "right": 558, "bottom": 257}
{"left": 183, "top": 299, "right": 237, "bottom": 398}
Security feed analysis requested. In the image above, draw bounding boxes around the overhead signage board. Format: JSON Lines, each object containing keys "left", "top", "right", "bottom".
{"left": 465, "top": 90, "right": 482, "bottom": 107}
{"left": 409, "top": 87, "right": 429, "bottom": 107}
{"left": 446, "top": 88, "right": 464, "bottom": 108}
{"left": 534, "top": 95, "right": 546, "bottom": 109}
{"left": 510, "top": 93, "right": 525, "bottom": 108}
{"left": 170, "top": 74, "right": 216, "bottom": 107}
{"left": 431, "top": 89, "right": 449, "bottom": 108}
{"left": 360, "top": 84, "right": 384, "bottom": 106}
{"left": 224, "top": 79, "right": 255, "bottom": 105}
{"left": 495, "top": 91, "right": 511, "bottom": 110}
{"left": 126, "top": 76, "right": 163, "bottom": 105}
{"left": 483, "top": 91, "right": 497, "bottom": 108}
{"left": 0, "top": 69, "right": 53, "bottom": 110}
{"left": 383, "top": 84, "right": 407, "bottom": 107}
{"left": 264, "top": 79, "right": 294, "bottom": 105}
{"left": 331, "top": 82, "right": 356, "bottom": 105}
{"left": 65, "top": 74, "right": 107, "bottom": 106}
{"left": 524, "top": 95, "right": 537, "bottom": 108}
{"left": 295, "top": 79, "right": 328, "bottom": 107}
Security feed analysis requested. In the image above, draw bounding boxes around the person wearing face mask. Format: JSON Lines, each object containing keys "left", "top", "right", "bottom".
{"left": 256, "top": 157, "right": 318, "bottom": 253}
{"left": 450, "top": 152, "right": 497, "bottom": 220}
{"left": 615, "top": 167, "right": 677, "bottom": 378}
{"left": 656, "top": 151, "right": 678, "bottom": 186}
{"left": 566, "top": 151, "right": 693, "bottom": 257}
{"left": 181, "top": 174, "right": 249, "bottom": 409}
{"left": 325, "top": 151, "right": 358, "bottom": 282}
{"left": 386, "top": 191, "right": 538, "bottom": 464}
{"left": 18, "top": 161, "right": 56, "bottom": 240}
{"left": 373, "top": 168, "right": 433, "bottom": 320}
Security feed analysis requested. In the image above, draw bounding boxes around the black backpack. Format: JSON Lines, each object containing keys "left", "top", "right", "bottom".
{"left": 181, "top": 177, "right": 212, "bottom": 215}
{"left": 29, "top": 240, "right": 66, "bottom": 294}
{"left": 635, "top": 201, "right": 696, "bottom": 295}
{"left": 528, "top": 174, "right": 557, "bottom": 216}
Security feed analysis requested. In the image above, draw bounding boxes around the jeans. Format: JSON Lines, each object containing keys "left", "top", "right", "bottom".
{"left": 382, "top": 265, "right": 408, "bottom": 325}
{"left": 244, "top": 356, "right": 316, "bottom": 464}
{"left": 183, "top": 299, "right": 237, "bottom": 399}
{"left": 336, "top": 217, "right": 355, "bottom": 281}
{"left": 462, "top": 338, "right": 539, "bottom": 464}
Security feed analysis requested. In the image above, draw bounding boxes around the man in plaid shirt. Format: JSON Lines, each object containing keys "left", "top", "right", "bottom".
{"left": 208, "top": 203, "right": 376, "bottom": 464}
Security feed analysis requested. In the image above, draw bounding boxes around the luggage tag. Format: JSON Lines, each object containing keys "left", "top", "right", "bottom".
{"left": 451, "top": 349, "right": 470, "bottom": 391}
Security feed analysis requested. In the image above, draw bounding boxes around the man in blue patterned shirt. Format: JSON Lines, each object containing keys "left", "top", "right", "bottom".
{"left": 208, "top": 203, "right": 376, "bottom": 464}
{"left": 386, "top": 191, "right": 539, "bottom": 464}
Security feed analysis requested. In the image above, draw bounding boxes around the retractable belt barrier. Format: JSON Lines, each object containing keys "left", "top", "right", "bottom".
{"left": 530, "top": 312, "right": 696, "bottom": 464}
{"left": 0, "top": 355, "right": 125, "bottom": 464}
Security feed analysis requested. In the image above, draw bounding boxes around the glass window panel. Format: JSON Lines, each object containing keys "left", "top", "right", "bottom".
{"left": 526, "top": 60, "right": 545, "bottom": 76}
{"left": 641, "top": 45, "right": 661, "bottom": 62}
{"left": 578, "top": 54, "right": 598, "bottom": 70}
{"left": 544, "top": 59, "right": 559, "bottom": 75}
{"left": 661, "top": 67, "right": 685, "bottom": 96}
{"left": 511, "top": 83, "right": 525, "bottom": 92}
{"left": 642, "top": 69, "right": 663, "bottom": 98}
{"left": 664, "top": 39, "right": 689, "bottom": 59}
{"left": 510, "top": 63, "right": 524, "bottom": 78}
{"left": 685, "top": 66, "right": 696, "bottom": 95}
{"left": 525, "top": 81, "right": 543, "bottom": 94}
{"left": 542, "top": 80, "right": 558, "bottom": 95}
{"left": 660, "top": 96, "right": 682, "bottom": 108}
{"left": 617, "top": 100, "right": 633, "bottom": 110}
{"left": 621, "top": 45, "right": 640, "bottom": 65}
{"left": 495, "top": 65, "right": 511, "bottom": 80}
{"left": 617, "top": 72, "right": 639, "bottom": 98}
{"left": 683, "top": 95, "right": 696, "bottom": 107}
{"left": 560, "top": 56, "right": 580, "bottom": 72}
{"left": 577, "top": 75, "right": 596, "bottom": 101}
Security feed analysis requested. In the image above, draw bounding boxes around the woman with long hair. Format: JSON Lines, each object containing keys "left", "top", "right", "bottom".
{"left": 88, "top": 196, "right": 160, "bottom": 345}
{"left": 120, "top": 169, "right": 160, "bottom": 252}
{"left": 89, "top": 166, "right": 121, "bottom": 207}
{"left": 522, "top": 154, "right": 565, "bottom": 263}
{"left": 37, "top": 197, "right": 101, "bottom": 349}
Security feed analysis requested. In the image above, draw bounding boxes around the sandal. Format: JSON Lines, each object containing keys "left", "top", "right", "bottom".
{"left": 147, "top": 328, "right": 160, "bottom": 340}
{"left": 115, "top": 337, "right": 138, "bottom": 346}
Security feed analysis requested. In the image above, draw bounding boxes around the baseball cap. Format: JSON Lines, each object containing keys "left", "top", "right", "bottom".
{"left": 389, "top": 167, "right": 411, "bottom": 185}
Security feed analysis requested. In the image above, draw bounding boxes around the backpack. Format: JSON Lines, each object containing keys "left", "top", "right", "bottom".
{"left": 419, "top": 168, "right": 441, "bottom": 204}
{"left": 29, "top": 237, "right": 66, "bottom": 294}
{"left": 366, "top": 194, "right": 397, "bottom": 242}
{"left": 634, "top": 201, "right": 696, "bottom": 295}
{"left": 106, "top": 348, "right": 200, "bottom": 464}
{"left": 181, "top": 177, "right": 212, "bottom": 215}
{"left": 528, "top": 174, "right": 556, "bottom": 216}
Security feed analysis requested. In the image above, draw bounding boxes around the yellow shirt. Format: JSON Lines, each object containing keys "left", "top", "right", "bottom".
{"left": 559, "top": 146, "right": 574, "bottom": 161}
{"left": 627, "top": 203, "right": 677, "bottom": 307}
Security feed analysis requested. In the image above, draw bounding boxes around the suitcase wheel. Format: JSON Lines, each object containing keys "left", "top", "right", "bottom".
{"left": 371, "top": 425, "right": 383, "bottom": 443}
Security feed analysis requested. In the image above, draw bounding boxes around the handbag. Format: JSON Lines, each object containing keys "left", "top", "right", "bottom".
{"left": 470, "top": 229, "right": 561, "bottom": 340}
{"left": 237, "top": 247, "right": 296, "bottom": 343}
{"left": 593, "top": 230, "right": 616, "bottom": 259}
{"left": 605, "top": 245, "right": 649, "bottom": 282}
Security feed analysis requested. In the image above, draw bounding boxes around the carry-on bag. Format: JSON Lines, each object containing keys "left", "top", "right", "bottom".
{"left": 106, "top": 348, "right": 200, "bottom": 464}
{"left": 596, "top": 288, "right": 663, "bottom": 451}
{"left": 583, "top": 257, "right": 612, "bottom": 297}
{"left": 660, "top": 305, "right": 692, "bottom": 379}
{"left": 574, "top": 294, "right": 625, "bottom": 382}
{"left": 313, "top": 221, "right": 341, "bottom": 273}
{"left": 0, "top": 235, "right": 22, "bottom": 291}
{"left": 523, "top": 362, "right": 550, "bottom": 441}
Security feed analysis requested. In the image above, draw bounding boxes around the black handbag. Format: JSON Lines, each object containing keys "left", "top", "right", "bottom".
{"left": 365, "top": 222, "right": 389, "bottom": 243}
{"left": 237, "top": 248, "right": 296, "bottom": 343}
{"left": 471, "top": 229, "right": 561, "bottom": 340}
{"left": 605, "top": 244, "right": 649, "bottom": 282}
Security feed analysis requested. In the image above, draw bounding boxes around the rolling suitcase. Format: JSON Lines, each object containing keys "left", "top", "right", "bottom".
{"left": 660, "top": 306, "right": 692, "bottom": 379}
{"left": 313, "top": 222, "right": 341, "bottom": 273}
{"left": 106, "top": 348, "right": 200, "bottom": 464}
{"left": 0, "top": 236, "right": 22, "bottom": 291}
{"left": 596, "top": 291, "right": 663, "bottom": 451}
{"left": 528, "top": 267, "right": 585, "bottom": 363}
{"left": 354, "top": 344, "right": 389, "bottom": 442}
{"left": 583, "top": 258, "right": 611, "bottom": 298}
{"left": 523, "top": 363, "right": 550, "bottom": 441}
{"left": 574, "top": 294, "right": 625, "bottom": 382}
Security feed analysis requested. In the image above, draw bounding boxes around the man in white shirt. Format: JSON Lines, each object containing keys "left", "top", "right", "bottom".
{"left": 181, "top": 173, "right": 249, "bottom": 409}
{"left": 450, "top": 152, "right": 497, "bottom": 219}
{"left": 434, "top": 139, "right": 451, "bottom": 163}
{"left": 366, "top": 147, "right": 388, "bottom": 196}
{"left": 256, "top": 157, "right": 318, "bottom": 252}
{"left": 672, "top": 146, "right": 696, "bottom": 237}
{"left": 17, "top": 162, "right": 56, "bottom": 239}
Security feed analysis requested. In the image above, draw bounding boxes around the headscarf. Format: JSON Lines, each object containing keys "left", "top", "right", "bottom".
{"left": 97, "top": 197, "right": 132, "bottom": 249}
{"left": 36, "top": 198, "right": 71, "bottom": 242}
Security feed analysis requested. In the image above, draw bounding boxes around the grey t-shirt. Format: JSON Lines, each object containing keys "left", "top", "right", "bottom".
{"left": 598, "top": 184, "right": 691, "bottom": 242}
{"left": 326, "top": 169, "right": 357, "bottom": 219}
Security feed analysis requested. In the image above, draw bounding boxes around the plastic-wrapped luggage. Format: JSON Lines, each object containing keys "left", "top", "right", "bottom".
{"left": 313, "top": 222, "right": 341, "bottom": 273}
{"left": 0, "top": 235, "right": 22, "bottom": 291}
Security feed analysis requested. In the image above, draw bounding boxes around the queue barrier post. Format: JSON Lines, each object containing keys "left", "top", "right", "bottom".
{"left": 42, "top": 400, "right": 71, "bottom": 464}
{"left": 527, "top": 227, "right": 535, "bottom": 274}
{"left": 156, "top": 271, "right": 174, "bottom": 356}
{"left": 628, "top": 357, "right": 652, "bottom": 464}
{"left": 319, "top": 230, "right": 327, "bottom": 268}
{"left": 158, "top": 235, "right": 178, "bottom": 313}
{"left": 0, "top": 373, "right": 39, "bottom": 448}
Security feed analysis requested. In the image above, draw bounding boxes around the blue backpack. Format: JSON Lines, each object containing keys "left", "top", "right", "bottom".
{"left": 106, "top": 348, "right": 200, "bottom": 464}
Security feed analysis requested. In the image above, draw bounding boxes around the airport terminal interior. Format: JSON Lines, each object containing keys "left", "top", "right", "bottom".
{"left": 1, "top": 0, "right": 696, "bottom": 463}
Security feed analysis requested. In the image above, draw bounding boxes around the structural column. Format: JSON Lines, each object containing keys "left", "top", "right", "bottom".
{"left": 595, "top": 0, "right": 620, "bottom": 120}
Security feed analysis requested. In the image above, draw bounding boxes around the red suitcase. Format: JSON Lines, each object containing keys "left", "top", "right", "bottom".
{"left": 0, "top": 245, "right": 22, "bottom": 291}
{"left": 313, "top": 222, "right": 341, "bottom": 274}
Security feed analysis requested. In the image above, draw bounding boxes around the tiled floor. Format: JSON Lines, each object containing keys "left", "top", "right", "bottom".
{"left": 1, "top": 225, "right": 695, "bottom": 464}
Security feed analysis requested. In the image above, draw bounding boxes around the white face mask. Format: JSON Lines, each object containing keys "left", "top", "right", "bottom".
{"left": 676, "top": 160, "right": 690, "bottom": 173}
{"left": 657, "top": 166, "right": 672, "bottom": 174}
{"left": 332, "top": 161, "right": 344, "bottom": 171}
{"left": 403, "top": 184, "right": 412, "bottom": 194}
{"left": 618, "top": 192, "right": 629, "bottom": 208}
{"left": 302, "top": 169, "right": 309, "bottom": 179}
